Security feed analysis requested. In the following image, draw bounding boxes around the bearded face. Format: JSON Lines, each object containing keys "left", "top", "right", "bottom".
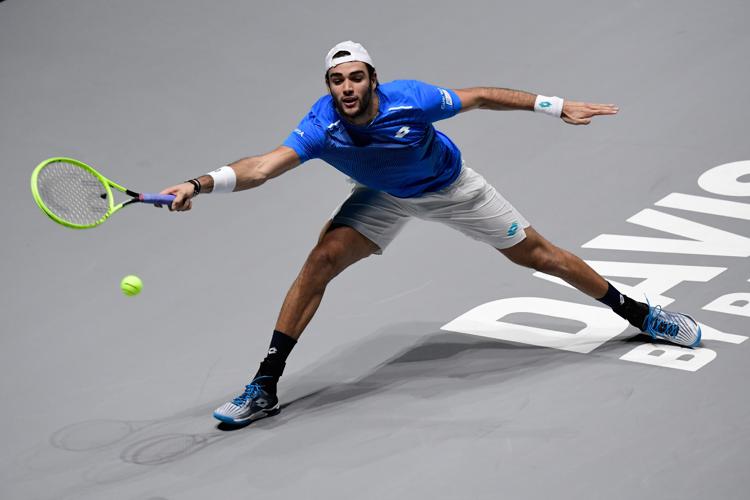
{"left": 326, "top": 61, "right": 377, "bottom": 123}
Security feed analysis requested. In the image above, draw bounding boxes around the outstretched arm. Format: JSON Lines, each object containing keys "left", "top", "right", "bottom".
{"left": 160, "top": 145, "right": 301, "bottom": 211}
{"left": 453, "top": 87, "right": 619, "bottom": 125}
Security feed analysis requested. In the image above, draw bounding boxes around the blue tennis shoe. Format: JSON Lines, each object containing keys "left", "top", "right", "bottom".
{"left": 642, "top": 300, "right": 701, "bottom": 348}
{"left": 213, "top": 376, "right": 280, "bottom": 425}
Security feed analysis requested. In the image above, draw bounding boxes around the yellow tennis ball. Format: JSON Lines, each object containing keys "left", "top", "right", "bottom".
{"left": 120, "top": 275, "right": 143, "bottom": 296}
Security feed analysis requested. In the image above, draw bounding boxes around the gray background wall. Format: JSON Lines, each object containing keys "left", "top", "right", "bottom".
{"left": 2, "top": 1, "right": 749, "bottom": 499}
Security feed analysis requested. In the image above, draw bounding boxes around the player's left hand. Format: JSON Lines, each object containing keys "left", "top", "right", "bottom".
{"left": 561, "top": 101, "right": 619, "bottom": 125}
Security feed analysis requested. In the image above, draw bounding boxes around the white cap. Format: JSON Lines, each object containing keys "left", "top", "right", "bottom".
{"left": 325, "top": 40, "right": 374, "bottom": 73}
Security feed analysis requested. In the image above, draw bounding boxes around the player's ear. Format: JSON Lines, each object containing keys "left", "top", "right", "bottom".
{"left": 324, "top": 71, "right": 333, "bottom": 94}
{"left": 371, "top": 70, "right": 378, "bottom": 91}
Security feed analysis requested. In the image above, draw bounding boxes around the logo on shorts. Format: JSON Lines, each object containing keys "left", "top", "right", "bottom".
{"left": 507, "top": 222, "right": 519, "bottom": 237}
{"left": 267, "top": 347, "right": 278, "bottom": 355}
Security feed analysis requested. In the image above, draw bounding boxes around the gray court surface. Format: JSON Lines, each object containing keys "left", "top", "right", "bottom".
{"left": 2, "top": 1, "right": 750, "bottom": 499}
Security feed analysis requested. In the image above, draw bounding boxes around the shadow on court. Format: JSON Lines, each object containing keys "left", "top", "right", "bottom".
{"left": 24, "top": 321, "right": 644, "bottom": 499}
{"left": 278, "top": 322, "right": 642, "bottom": 418}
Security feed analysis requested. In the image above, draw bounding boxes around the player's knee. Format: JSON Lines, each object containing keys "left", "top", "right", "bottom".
{"left": 307, "top": 242, "right": 347, "bottom": 278}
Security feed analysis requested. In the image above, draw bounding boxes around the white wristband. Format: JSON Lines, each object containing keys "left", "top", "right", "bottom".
{"left": 208, "top": 166, "right": 236, "bottom": 193}
{"left": 534, "top": 95, "right": 564, "bottom": 118}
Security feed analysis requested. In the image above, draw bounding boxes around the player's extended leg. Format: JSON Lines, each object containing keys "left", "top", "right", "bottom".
{"left": 498, "top": 226, "right": 608, "bottom": 299}
{"left": 415, "top": 165, "right": 701, "bottom": 349}
{"left": 498, "top": 226, "right": 701, "bottom": 347}
{"left": 413, "top": 164, "right": 700, "bottom": 351}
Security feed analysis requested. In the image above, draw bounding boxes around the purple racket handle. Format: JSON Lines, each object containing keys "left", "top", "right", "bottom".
{"left": 139, "top": 193, "right": 177, "bottom": 205}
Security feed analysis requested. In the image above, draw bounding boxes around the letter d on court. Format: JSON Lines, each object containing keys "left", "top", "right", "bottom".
{"left": 441, "top": 297, "right": 628, "bottom": 354}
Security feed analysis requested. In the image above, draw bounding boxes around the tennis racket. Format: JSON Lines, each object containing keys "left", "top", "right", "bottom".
{"left": 30, "top": 157, "right": 176, "bottom": 229}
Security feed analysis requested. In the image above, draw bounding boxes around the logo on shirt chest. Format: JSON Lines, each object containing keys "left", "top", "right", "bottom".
{"left": 326, "top": 121, "right": 425, "bottom": 149}
{"left": 395, "top": 126, "right": 411, "bottom": 138}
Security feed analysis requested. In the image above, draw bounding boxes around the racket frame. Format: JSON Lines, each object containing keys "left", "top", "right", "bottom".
{"left": 31, "top": 157, "right": 141, "bottom": 229}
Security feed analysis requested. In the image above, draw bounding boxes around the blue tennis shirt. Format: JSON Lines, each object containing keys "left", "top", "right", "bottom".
{"left": 282, "top": 80, "right": 463, "bottom": 198}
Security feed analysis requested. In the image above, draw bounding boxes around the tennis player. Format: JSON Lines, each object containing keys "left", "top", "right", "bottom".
{"left": 161, "top": 41, "right": 702, "bottom": 425}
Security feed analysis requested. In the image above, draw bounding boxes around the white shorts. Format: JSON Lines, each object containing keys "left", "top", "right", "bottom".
{"left": 330, "top": 164, "right": 531, "bottom": 254}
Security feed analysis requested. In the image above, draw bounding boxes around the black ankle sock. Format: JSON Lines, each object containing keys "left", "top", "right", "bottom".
{"left": 597, "top": 282, "right": 649, "bottom": 330}
{"left": 253, "top": 330, "right": 297, "bottom": 392}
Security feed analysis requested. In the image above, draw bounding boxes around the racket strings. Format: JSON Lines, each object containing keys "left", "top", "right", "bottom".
{"left": 35, "top": 161, "right": 110, "bottom": 226}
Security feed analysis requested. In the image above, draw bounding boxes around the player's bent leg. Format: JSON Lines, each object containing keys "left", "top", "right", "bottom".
{"left": 214, "top": 222, "right": 380, "bottom": 425}
{"left": 275, "top": 221, "right": 380, "bottom": 339}
{"left": 498, "top": 227, "right": 700, "bottom": 348}
{"left": 215, "top": 188, "right": 411, "bottom": 425}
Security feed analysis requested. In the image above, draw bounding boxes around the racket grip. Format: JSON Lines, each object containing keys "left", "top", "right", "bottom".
{"left": 139, "top": 193, "right": 177, "bottom": 205}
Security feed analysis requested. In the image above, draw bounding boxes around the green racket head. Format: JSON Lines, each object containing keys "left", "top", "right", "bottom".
{"left": 30, "top": 157, "right": 116, "bottom": 229}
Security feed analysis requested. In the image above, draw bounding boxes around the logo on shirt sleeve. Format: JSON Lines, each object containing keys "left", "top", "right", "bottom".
{"left": 438, "top": 88, "right": 453, "bottom": 109}
{"left": 294, "top": 128, "right": 305, "bottom": 137}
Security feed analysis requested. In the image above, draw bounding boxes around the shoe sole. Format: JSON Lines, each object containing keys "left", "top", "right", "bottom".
{"left": 213, "top": 403, "right": 280, "bottom": 425}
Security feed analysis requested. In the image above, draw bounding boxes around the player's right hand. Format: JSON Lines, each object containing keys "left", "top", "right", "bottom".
{"left": 159, "top": 182, "right": 195, "bottom": 211}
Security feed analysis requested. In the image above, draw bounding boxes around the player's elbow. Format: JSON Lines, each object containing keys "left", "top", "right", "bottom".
{"left": 455, "top": 87, "right": 487, "bottom": 112}
{"left": 474, "top": 88, "right": 492, "bottom": 110}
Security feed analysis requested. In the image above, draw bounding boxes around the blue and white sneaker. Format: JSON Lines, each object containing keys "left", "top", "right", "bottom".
{"left": 213, "top": 376, "right": 280, "bottom": 425}
{"left": 642, "top": 300, "right": 701, "bottom": 348}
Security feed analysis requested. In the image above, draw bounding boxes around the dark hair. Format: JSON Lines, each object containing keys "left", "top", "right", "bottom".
{"left": 325, "top": 50, "right": 376, "bottom": 84}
